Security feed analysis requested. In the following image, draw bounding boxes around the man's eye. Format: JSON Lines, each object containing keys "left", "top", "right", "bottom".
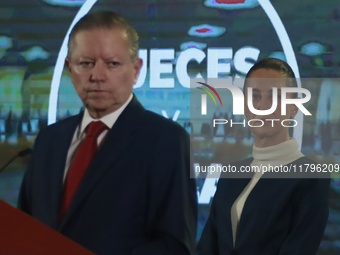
{"left": 79, "top": 61, "right": 93, "bottom": 67}
{"left": 108, "top": 61, "right": 120, "bottom": 67}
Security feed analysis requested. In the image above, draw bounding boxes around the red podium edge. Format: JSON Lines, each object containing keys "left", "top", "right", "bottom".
{"left": 0, "top": 200, "right": 94, "bottom": 255}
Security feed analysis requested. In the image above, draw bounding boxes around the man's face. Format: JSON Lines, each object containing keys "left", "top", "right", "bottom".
{"left": 66, "top": 28, "right": 142, "bottom": 118}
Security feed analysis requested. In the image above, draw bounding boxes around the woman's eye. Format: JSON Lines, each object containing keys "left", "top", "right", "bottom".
{"left": 253, "top": 94, "right": 261, "bottom": 100}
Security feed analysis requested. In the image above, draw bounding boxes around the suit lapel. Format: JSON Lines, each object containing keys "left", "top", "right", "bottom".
{"left": 234, "top": 159, "right": 265, "bottom": 248}
{"left": 223, "top": 158, "right": 253, "bottom": 249}
{"left": 48, "top": 115, "right": 81, "bottom": 228}
{"left": 59, "top": 96, "right": 145, "bottom": 228}
{"left": 228, "top": 177, "right": 252, "bottom": 248}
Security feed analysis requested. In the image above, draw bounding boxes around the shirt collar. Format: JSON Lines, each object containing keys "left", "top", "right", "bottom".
{"left": 79, "top": 94, "right": 133, "bottom": 135}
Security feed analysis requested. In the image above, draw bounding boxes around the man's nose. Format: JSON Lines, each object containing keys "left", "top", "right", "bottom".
{"left": 90, "top": 61, "right": 106, "bottom": 82}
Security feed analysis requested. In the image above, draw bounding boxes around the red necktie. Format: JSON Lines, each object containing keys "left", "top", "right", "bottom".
{"left": 60, "top": 121, "right": 107, "bottom": 217}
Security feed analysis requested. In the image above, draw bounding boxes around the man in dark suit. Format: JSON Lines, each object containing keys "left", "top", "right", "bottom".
{"left": 18, "top": 11, "right": 197, "bottom": 255}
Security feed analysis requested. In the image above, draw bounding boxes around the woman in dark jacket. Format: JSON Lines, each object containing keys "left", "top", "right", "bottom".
{"left": 197, "top": 58, "right": 330, "bottom": 255}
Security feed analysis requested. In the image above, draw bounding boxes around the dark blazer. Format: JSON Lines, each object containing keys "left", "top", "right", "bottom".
{"left": 19, "top": 96, "right": 197, "bottom": 255}
{"left": 197, "top": 157, "right": 330, "bottom": 255}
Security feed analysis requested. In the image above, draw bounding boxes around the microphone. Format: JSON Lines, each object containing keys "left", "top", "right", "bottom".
{"left": 0, "top": 148, "right": 33, "bottom": 174}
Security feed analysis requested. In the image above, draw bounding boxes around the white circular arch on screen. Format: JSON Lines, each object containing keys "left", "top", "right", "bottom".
{"left": 48, "top": 0, "right": 98, "bottom": 125}
{"left": 48, "top": 0, "right": 303, "bottom": 148}
{"left": 258, "top": 0, "right": 302, "bottom": 148}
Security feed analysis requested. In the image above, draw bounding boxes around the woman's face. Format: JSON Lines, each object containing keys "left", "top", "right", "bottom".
{"left": 244, "top": 68, "right": 297, "bottom": 147}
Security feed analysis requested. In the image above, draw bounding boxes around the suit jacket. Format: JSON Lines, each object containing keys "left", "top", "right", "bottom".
{"left": 197, "top": 157, "right": 330, "bottom": 255}
{"left": 19, "top": 96, "right": 197, "bottom": 255}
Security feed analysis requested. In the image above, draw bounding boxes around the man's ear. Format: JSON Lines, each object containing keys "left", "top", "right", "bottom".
{"left": 133, "top": 58, "right": 143, "bottom": 83}
{"left": 65, "top": 58, "right": 71, "bottom": 73}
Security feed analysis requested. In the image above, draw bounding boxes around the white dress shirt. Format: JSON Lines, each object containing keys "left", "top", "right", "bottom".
{"left": 63, "top": 94, "right": 133, "bottom": 181}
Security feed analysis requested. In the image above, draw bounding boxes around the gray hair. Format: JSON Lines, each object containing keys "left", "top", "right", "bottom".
{"left": 67, "top": 11, "right": 139, "bottom": 60}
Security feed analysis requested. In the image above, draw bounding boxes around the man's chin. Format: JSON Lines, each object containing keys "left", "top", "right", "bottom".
{"left": 87, "top": 103, "right": 121, "bottom": 117}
